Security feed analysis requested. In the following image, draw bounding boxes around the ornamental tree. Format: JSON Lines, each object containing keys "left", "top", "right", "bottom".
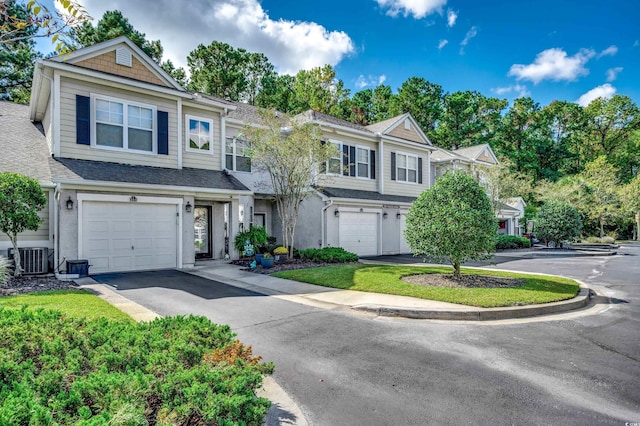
{"left": 242, "top": 109, "right": 337, "bottom": 256}
{"left": 404, "top": 172, "right": 496, "bottom": 278}
{"left": 0, "top": 172, "right": 47, "bottom": 276}
{"left": 535, "top": 201, "right": 583, "bottom": 248}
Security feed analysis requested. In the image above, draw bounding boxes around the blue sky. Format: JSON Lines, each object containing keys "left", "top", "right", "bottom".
{"left": 38, "top": 0, "right": 639, "bottom": 108}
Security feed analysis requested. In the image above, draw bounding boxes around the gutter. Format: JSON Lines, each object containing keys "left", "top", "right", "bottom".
{"left": 52, "top": 179, "right": 253, "bottom": 197}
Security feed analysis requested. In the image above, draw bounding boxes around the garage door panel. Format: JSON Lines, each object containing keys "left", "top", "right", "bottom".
{"left": 400, "top": 215, "right": 411, "bottom": 253}
{"left": 339, "top": 212, "right": 378, "bottom": 257}
{"left": 82, "top": 200, "right": 178, "bottom": 273}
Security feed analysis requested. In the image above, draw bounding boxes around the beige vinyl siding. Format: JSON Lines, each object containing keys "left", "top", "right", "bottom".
{"left": 387, "top": 122, "right": 425, "bottom": 144}
{"left": 181, "top": 106, "right": 222, "bottom": 170}
{"left": 58, "top": 76, "right": 179, "bottom": 168}
{"left": 42, "top": 101, "right": 53, "bottom": 153}
{"left": 383, "top": 144, "right": 430, "bottom": 197}
{"left": 0, "top": 191, "right": 49, "bottom": 243}
{"left": 317, "top": 135, "right": 377, "bottom": 192}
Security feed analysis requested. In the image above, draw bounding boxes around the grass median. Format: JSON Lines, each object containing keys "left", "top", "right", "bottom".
{"left": 273, "top": 264, "right": 580, "bottom": 308}
{"left": 0, "top": 289, "right": 133, "bottom": 321}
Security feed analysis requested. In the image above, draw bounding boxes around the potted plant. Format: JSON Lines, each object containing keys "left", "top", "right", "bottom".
{"left": 234, "top": 225, "right": 269, "bottom": 259}
{"left": 260, "top": 253, "right": 274, "bottom": 268}
{"left": 274, "top": 246, "right": 288, "bottom": 263}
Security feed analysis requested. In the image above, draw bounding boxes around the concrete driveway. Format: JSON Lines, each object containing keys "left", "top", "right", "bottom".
{"left": 93, "top": 245, "right": 640, "bottom": 425}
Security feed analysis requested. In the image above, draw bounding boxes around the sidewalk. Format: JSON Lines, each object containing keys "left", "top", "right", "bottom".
{"left": 186, "top": 261, "right": 592, "bottom": 321}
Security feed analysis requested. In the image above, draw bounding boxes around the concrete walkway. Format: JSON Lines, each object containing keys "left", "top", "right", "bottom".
{"left": 185, "top": 261, "right": 592, "bottom": 321}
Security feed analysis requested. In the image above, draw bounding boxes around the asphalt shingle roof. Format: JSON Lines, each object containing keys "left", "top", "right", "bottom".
{"left": 319, "top": 187, "right": 416, "bottom": 204}
{"left": 51, "top": 158, "right": 249, "bottom": 190}
{"left": 0, "top": 101, "right": 53, "bottom": 181}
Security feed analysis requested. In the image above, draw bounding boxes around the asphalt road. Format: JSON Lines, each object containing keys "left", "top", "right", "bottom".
{"left": 95, "top": 243, "right": 640, "bottom": 425}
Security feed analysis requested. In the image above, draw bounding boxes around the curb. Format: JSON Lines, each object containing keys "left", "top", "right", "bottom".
{"left": 352, "top": 285, "right": 591, "bottom": 320}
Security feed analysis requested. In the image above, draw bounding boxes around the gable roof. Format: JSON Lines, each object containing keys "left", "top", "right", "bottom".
{"left": 296, "top": 109, "right": 373, "bottom": 133}
{"left": 430, "top": 147, "right": 471, "bottom": 163}
{"left": 50, "top": 35, "right": 184, "bottom": 91}
{"left": 452, "top": 144, "right": 498, "bottom": 164}
{"left": 365, "top": 113, "right": 432, "bottom": 146}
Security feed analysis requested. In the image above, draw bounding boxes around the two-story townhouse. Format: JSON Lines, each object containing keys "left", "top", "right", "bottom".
{"left": 1, "top": 36, "right": 256, "bottom": 275}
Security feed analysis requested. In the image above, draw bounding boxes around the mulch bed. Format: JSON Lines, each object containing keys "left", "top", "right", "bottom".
{"left": 1, "top": 276, "right": 78, "bottom": 296}
{"left": 402, "top": 274, "right": 525, "bottom": 288}
{"left": 231, "top": 258, "right": 357, "bottom": 275}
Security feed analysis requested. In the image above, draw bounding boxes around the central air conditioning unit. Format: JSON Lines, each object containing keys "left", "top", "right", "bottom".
{"left": 7, "top": 247, "right": 49, "bottom": 275}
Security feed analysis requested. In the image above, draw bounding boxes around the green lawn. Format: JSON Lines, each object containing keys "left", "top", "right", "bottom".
{"left": 0, "top": 290, "right": 133, "bottom": 321}
{"left": 273, "top": 264, "right": 580, "bottom": 308}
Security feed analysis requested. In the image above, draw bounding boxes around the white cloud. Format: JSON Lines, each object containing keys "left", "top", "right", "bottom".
{"left": 597, "top": 45, "right": 618, "bottom": 58}
{"left": 492, "top": 84, "right": 530, "bottom": 97}
{"left": 508, "top": 48, "right": 595, "bottom": 84}
{"left": 375, "top": 0, "right": 447, "bottom": 19}
{"left": 460, "top": 26, "right": 478, "bottom": 46}
{"left": 437, "top": 39, "right": 448, "bottom": 50}
{"left": 78, "top": 0, "right": 355, "bottom": 75}
{"left": 606, "top": 67, "right": 623, "bottom": 82}
{"left": 576, "top": 84, "right": 616, "bottom": 107}
{"left": 459, "top": 26, "right": 478, "bottom": 55}
{"left": 447, "top": 9, "right": 457, "bottom": 27}
{"left": 355, "top": 74, "right": 387, "bottom": 88}
{"left": 634, "top": 40, "right": 639, "bottom": 47}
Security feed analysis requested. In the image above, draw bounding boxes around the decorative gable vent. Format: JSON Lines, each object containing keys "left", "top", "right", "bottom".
{"left": 404, "top": 119, "right": 411, "bottom": 130}
{"left": 115, "top": 47, "right": 132, "bottom": 67}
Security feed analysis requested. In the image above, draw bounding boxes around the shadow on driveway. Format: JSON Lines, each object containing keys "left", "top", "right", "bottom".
{"left": 92, "top": 269, "right": 265, "bottom": 301}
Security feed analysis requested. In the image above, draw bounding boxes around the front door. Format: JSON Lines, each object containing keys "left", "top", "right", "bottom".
{"left": 194, "top": 206, "right": 212, "bottom": 258}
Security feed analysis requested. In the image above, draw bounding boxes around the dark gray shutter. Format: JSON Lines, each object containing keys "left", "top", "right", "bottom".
{"left": 349, "top": 146, "right": 356, "bottom": 176}
{"left": 370, "top": 149, "right": 376, "bottom": 179}
{"left": 418, "top": 157, "right": 423, "bottom": 184}
{"left": 76, "top": 95, "right": 90, "bottom": 145}
{"left": 157, "top": 110, "right": 169, "bottom": 155}
{"left": 342, "top": 144, "right": 349, "bottom": 176}
{"left": 391, "top": 152, "right": 396, "bottom": 180}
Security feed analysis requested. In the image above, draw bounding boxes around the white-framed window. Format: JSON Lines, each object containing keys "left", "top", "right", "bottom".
{"left": 324, "top": 141, "right": 342, "bottom": 175}
{"left": 186, "top": 115, "right": 213, "bottom": 154}
{"left": 92, "top": 94, "right": 156, "bottom": 153}
{"left": 356, "top": 146, "right": 369, "bottom": 178}
{"left": 225, "top": 137, "right": 251, "bottom": 172}
{"left": 396, "top": 152, "right": 418, "bottom": 183}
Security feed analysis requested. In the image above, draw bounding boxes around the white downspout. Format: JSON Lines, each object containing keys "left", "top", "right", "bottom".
{"left": 53, "top": 183, "right": 60, "bottom": 274}
{"left": 376, "top": 132, "right": 384, "bottom": 194}
{"left": 177, "top": 98, "right": 183, "bottom": 169}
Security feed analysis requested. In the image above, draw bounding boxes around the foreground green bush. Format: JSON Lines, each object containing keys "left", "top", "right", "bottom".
{"left": 298, "top": 247, "right": 358, "bottom": 263}
{"left": 495, "top": 234, "right": 531, "bottom": 249}
{"left": 0, "top": 308, "right": 273, "bottom": 425}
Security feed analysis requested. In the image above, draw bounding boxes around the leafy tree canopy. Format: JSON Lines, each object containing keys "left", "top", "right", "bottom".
{"left": 536, "top": 201, "right": 582, "bottom": 247}
{"left": 404, "top": 172, "right": 496, "bottom": 278}
{"left": 0, "top": 172, "right": 47, "bottom": 276}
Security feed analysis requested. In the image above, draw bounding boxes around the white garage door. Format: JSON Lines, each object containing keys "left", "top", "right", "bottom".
{"left": 82, "top": 201, "right": 178, "bottom": 273}
{"left": 400, "top": 214, "right": 411, "bottom": 253}
{"left": 339, "top": 212, "right": 378, "bottom": 256}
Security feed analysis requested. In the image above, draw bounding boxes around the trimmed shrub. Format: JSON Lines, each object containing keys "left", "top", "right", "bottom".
{"left": 0, "top": 308, "right": 273, "bottom": 425}
{"left": 298, "top": 247, "right": 358, "bottom": 263}
{"left": 495, "top": 235, "right": 531, "bottom": 250}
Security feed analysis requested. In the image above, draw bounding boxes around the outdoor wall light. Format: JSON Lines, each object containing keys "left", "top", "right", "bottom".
{"left": 66, "top": 197, "right": 74, "bottom": 210}
{"left": 383, "top": 212, "right": 388, "bottom": 219}
{"left": 334, "top": 209, "right": 340, "bottom": 217}
{"left": 185, "top": 201, "right": 192, "bottom": 213}
{"left": 397, "top": 212, "right": 401, "bottom": 219}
